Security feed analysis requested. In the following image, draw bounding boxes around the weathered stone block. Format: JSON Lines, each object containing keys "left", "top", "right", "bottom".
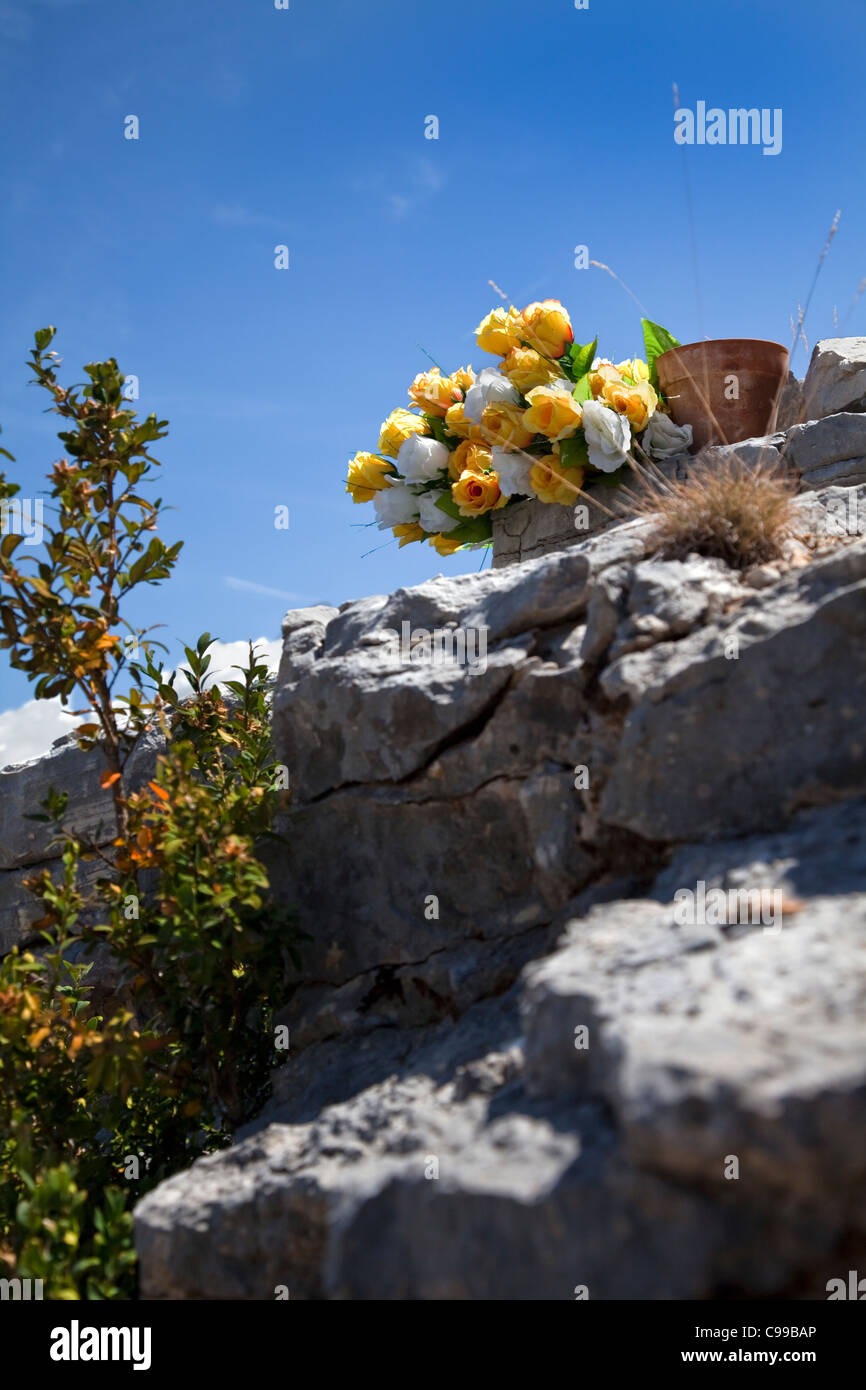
{"left": 804, "top": 337, "right": 866, "bottom": 419}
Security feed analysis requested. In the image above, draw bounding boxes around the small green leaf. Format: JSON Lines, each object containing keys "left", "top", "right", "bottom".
{"left": 641, "top": 318, "right": 681, "bottom": 389}
{"left": 1, "top": 532, "right": 24, "bottom": 560}
{"left": 572, "top": 374, "right": 592, "bottom": 404}
{"left": 434, "top": 494, "right": 462, "bottom": 520}
{"left": 447, "top": 513, "right": 493, "bottom": 545}
{"left": 569, "top": 338, "right": 597, "bottom": 380}
{"left": 559, "top": 434, "right": 590, "bottom": 470}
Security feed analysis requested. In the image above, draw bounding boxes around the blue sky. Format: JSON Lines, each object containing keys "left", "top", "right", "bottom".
{"left": 2, "top": 0, "right": 865, "bottom": 741}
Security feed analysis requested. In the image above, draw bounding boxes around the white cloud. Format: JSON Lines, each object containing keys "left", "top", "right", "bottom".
{"left": 224, "top": 576, "right": 310, "bottom": 601}
{"left": 415, "top": 157, "right": 445, "bottom": 193}
{"left": 0, "top": 638, "right": 283, "bottom": 770}
{"left": 172, "top": 636, "right": 282, "bottom": 696}
{"left": 212, "top": 204, "right": 276, "bottom": 229}
{"left": 0, "top": 697, "right": 78, "bottom": 769}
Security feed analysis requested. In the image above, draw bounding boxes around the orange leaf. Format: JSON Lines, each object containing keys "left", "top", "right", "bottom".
{"left": 100, "top": 770, "right": 121, "bottom": 788}
{"left": 148, "top": 781, "right": 170, "bottom": 802}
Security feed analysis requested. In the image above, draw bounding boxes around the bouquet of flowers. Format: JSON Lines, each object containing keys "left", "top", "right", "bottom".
{"left": 345, "top": 299, "right": 692, "bottom": 557}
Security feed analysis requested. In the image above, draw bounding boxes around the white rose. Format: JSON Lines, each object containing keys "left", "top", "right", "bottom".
{"left": 373, "top": 482, "right": 421, "bottom": 529}
{"left": 641, "top": 411, "right": 693, "bottom": 458}
{"left": 417, "top": 489, "right": 460, "bottom": 533}
{"left": 491, "top": 446, "right": 533, "bottom": 498}
{"left": 463, "top": 367, "right": 519, "bottom": 424}
{"left": 397, "top": 434, "right": 450, "bottom": 482}
{"left": 581, "top": 399, "right": 632, "bottom": 473}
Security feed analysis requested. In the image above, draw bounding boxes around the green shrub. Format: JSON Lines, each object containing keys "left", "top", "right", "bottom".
{"left": 0, "top": 329, "right": 302, "bottom": 1298}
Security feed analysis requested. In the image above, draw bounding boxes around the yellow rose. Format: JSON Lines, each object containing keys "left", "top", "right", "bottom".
{"left": 603, "top": 378, "right": 659, "bottom": 431}
{"left": 500, "top": 347, "right": 562, "bottom": 394}
{"left": 590, "top": 362, "right": 623, "bottom": 398}
{"left": 346, "top": 452, "right": 395, "bottom": 503}
{"left": 615, "top": 357, "right": 650, "bottom": 383}
{"left": 520, "top": 300, "right": 573, "bottom": 359}
{"left": 430, "top": 532, "right": 464, "bottom": 556}
{"left": 449, "top": 440, "right": 493, "bottom": 482}
{"left": 452, "top": 468, "right": 505, "bottom": 516}
{"left": 444, "top": 400, "right": 484, "bottom": 440}
{"left": 480, "top": 402, "right": 534, "bottom": 450}
{"left": 393, "top": 522, "right": 425, "bottom": 548}
{"left": 378, "top": 409, "right": 430, "bottom": 458}
{"left": 529, "top": 455, "right": 585, "bottom": 506}
{"left": 409, "top": 368, "right": 470, "bottom": 418}
{"left": 522, "top": 385, "right": 583, "bottom": 442}
{"left": 475, "top": 306, "right": 524, "bottom": 356}
{"left": 450, "top": 366, "right": 475, "bottom": 393}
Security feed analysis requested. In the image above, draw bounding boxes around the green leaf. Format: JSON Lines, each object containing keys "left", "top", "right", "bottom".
{"left": 555, "top": 351, "right": 576, "bottom": 383}
{"left": 569, "top": 338, "right": 597, "bottom": 380}
{"left": 558, "top": 434, "right": 590, "bottom": 471}
{"left": 425, "top": 415, "right": 458, "bottom": 448}
{"left": 34, "top": 326, "right": 56, "bottom": 352}
{"left": 641, "top": 318, "right": 681, "bottom": 389}
{"left": 572, "top": 374, "right": 592, "bottom": 404}
{"left": 447, "top": 513, "right": 493, "bottom": 545}
{"left": 434, "top": 494, "right": 462, "bottom": 520}
{"left": 1, "top": 532, "right": 24, "bottom": 560}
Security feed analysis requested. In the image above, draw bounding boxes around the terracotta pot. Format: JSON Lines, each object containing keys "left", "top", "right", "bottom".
{"left": 656, "top": 338, "right": 789, "bottom": 451}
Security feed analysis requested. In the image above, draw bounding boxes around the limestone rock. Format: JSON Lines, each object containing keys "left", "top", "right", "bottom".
{"left": 785, "top": 411, "right": 866, "bottom": 483}
{"left": 599, "top": 538, "right": 866, "bottom": 841}
{"left": 135, "top": 803, "right": 866, "bottom": 1300}
{"left": 5, "top": 475, "right": 866, "bottom": 1300}
{"left": 0, "top": 729, "right": 162, "bottom": 872}
{"left": 804, "top": 337, "right": 866, "bottom": 419}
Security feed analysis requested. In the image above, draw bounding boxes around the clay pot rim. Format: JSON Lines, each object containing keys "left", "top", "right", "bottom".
{"left": 658, "top": 337, "right": 789, "bottom": 360}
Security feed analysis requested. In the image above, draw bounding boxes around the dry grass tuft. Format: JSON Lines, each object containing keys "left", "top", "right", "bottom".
{"left": 624, "top": 456, "right": 797, "bottom": 570}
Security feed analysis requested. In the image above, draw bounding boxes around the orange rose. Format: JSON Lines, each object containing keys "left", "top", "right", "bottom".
{"left": 449, "top": 440, "right": 493, "bottom": 482}
{"left": 475, "top": 306, "right": 524, "bottom": 355}
{"left": 409, "top": 368, "right": 468, "bottom": 417}
{"left": 452, "top": 468, "right": 506, "bottom": 516}
{"left": 589, "top": 362, "right": 622, "bottom": 399}
{"left": 521, "top": 300, "right": 574, "bottom": 359}
{"left": 480, "top": 402, "right": 534, "bottom": 450}
{"left": 345, "top": 452, "right": 395, "bottom": 503}
{"left": 500, "top": 346, "right": 562, "bottom": 394}
{"left": 602, "top": 378, "right": 659, "bottom": 431}
{"left": 529, "top": 455, "right": 585, "bottom": 506}
{"left": 522, "top": 385, "right": 583, "bottom": 441}
{"left": 378, "top": 409, "right": 430, "bottom": 458}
